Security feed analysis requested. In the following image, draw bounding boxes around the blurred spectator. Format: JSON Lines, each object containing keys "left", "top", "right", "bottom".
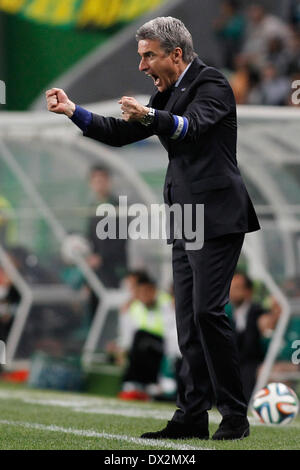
{"left": 106, "top": 269, "right": 142, "bottom": 367}
{"left": 287, "top": 30, "right": 300, "bottom": 75}
{"left": 230, "top": 61, "right": 262, "bottom": 104}
{"left": 0, "top": 194, "right": 16, "bottom": 247}
{"left": 281, "top": 275, "right": 300, "bottom": 297}
{"left": 85, "top": 165, "right": 128, "bottom": 322}
{"left": 227, "top": 3, "right": 300, "bottom": 106}
{"left": 115, "top": 271, "right": 171, "bottom": 401}
{"left": 229, "top": 271, "right": 268, "bottom": 402}
{"left": 0, "top": 264, "right": 20, "bottom": 351}
{"left": 259, "top": 296, "right": 300, "bottom": 386}
{"left": 288, "top": 0, "right": 300, "bottom": 30}
{"left": 119, "top": 269, "right": 146, "bottom": 314}
{"left": 258, "top": 63, "right": 291, "bottom": 105}
{"left": 86, "top": 165, "right": 128, "bottom": 289}
{"left": 106, "top": 269, "right": 151, "bottom": 366}
{"left": 7, "top": 246, "right": 58, "bottom": 284}
{"left": 258, "top": 295, "right": 282, "bottom": 335}
{"left": 239, "top": 3, "right": 291, "bottom": 70}
{"left": 213, "top": 0, "right": 246, "bottom": 70}
{"left": 155, "top": 284, "right": 183, "bottom": 401}
{"left": 265, "top": 36, "right": 291, "bottom": 76}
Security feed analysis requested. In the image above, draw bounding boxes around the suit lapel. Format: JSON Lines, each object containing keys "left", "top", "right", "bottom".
{"left": 164, "top": 86, "right": 183, "bottom": 111}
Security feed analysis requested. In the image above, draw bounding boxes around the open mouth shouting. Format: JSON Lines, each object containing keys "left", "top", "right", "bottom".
{"left": 146, "top": 73, "right": 161, "bottom": 88}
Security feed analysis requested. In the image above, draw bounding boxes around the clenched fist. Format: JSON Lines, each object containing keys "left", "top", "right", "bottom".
{"left": 45, "top": 88, "right": 76, "bottom": 117}
{"left": 118, "top": 96, "right": 148, "bottom": 122}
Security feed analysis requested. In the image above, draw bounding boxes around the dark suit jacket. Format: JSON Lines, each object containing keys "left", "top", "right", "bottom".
{"left": 84, "top": 56, "right": 260, "bottom": 241}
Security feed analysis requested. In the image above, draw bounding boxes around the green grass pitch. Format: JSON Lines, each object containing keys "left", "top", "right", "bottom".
{"left": 0, "top": 383, "right": 299, "bottom": 450}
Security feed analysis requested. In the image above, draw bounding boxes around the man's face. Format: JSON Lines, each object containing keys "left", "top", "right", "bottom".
{"left": 248, "top": 5, "right": 265, "bottom": 24}
{"left": 230, "top": 274, "right": 252, "bottom": 307}
{"left": 89, "top": 170, "right": 111, "bottom": 200}
{"left": 138, "top": 39, "right": 179, "bottom": 92}
{"left": 125, "top": 274, "right": 139, "bottom": 298}
{"left": 136, "top": 283, "right": 156, "bottom": 306}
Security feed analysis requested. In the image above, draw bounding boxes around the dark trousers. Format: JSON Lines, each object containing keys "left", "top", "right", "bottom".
{"left": 240, "top": 361, "right": 260, "bottom": 404}
{"left": 171, "top": 234, "right": 248, "bottom": 425}
{"left": 123, "top": 330, "right": 164, "bottom": 386}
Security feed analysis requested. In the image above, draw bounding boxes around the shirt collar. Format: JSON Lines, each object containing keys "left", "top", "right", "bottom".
{"left": 174, "top": 62, "right": 192, "bottom": 88}
{"left": 233, "top": 300, "right": 251, "bottom": 332}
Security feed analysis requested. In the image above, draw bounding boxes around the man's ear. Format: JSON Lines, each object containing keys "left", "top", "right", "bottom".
{"left": 173, "top": 47, "right": 183, "bottom": 63}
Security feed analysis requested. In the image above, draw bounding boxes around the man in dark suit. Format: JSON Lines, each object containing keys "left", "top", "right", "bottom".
{"left": 46, "top": 16, "right": 260, "bottom": 440}
{"left": 229, "top": 272, "right": 267, "bottom": 403}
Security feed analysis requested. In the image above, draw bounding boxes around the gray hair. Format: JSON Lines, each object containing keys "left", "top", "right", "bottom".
{"left": 136, "top": 17, "right": 197, "bottom": 63}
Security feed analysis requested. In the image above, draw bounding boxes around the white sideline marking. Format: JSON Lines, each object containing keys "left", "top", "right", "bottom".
{"left": 0, "top": 390, "right": 221, "bottom": 423}
{"left": 24, "top": 398, "right": 179, "bottom": 420}
{"left": 0, "top": 390, "right": 299, "bottom": 428}
{"left": 0, "top": 419, "right": 213, "bottom": 450}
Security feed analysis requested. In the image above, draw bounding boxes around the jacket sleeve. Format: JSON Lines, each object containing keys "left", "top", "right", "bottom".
{"left": 83, "top": 113, "right": 154, "bottom": 147}
{"left": 152, "top": 68, "right": 233, "bottom": 143}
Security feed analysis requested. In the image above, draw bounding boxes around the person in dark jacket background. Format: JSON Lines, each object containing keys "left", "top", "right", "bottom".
{"left": 86, "top": 164, "right": 128, "bottom": 292}
{"left": 229, "top": 272, "right": 267, "bottom": 402}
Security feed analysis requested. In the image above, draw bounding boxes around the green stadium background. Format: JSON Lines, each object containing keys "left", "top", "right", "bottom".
{"left": 0, "top": 0, "right": 165, "bottom": 110}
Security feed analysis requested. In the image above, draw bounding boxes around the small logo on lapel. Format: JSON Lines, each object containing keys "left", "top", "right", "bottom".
{"left": 181, "top": 87, "right": 186, "bottom": 92}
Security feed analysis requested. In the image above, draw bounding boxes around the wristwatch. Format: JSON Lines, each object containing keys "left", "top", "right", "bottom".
{"left": 140, "top": 107, "right": 156, "bottom": 126}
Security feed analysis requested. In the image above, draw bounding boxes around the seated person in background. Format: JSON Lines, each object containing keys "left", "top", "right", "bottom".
{"left": 157, "top": 284, "right": 183, "bottom": 401}
{"left": 258, "top": 296, "right": 300, "bottom": 386}
{"left": 115, "top": 271, "right": 171, "bottom": 401}
{"left": 106, "top": 269, "right": 148, "bottom": 366}
{"left": 229, "top": 271, "right": 267, "bottom": 402}
{"left": 0, "top": 264, "right": 21, "bottom": 372}
{"left": 119, "top": 269, "right": 147, "bottom": 315}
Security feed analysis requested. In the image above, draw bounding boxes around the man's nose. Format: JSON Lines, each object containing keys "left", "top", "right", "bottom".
{"left": 139, "top": 58, "right": 148, "bottom": 72}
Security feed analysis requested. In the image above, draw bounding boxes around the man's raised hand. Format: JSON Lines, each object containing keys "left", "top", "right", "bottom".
{"left": 45, "top": 88, "right": 76, "bottom": 117}
{"left": 119, "top": 96, "right": 148, "bottom": 122}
